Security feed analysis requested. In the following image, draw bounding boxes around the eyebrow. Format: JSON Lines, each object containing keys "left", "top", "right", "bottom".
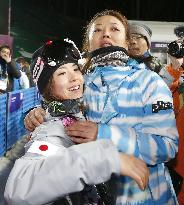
{"left": 59, "top": 63, "right": 77, "bottom": 69}
{"left": 95, "top": 22, "right": 119, "bottom": 26}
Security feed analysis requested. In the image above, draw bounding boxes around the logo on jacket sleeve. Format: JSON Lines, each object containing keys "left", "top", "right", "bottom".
{"left": 152, "top": 101, "right": 173, "bottom": 113}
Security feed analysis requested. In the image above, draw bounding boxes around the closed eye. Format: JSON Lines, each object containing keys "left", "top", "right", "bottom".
{"left": 74, "top": 67, "right": 80, "bottom": 72}
{"left": 57, "top": 71, "right": 66, "bottom": 76}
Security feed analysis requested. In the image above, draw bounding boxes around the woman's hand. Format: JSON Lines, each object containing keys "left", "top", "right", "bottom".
{"left": 24, "top": 107, "right": 46, "bottom": 132}
{"left": 119, "top": 154, "right": 149, "bottom": 191}
{"left": 66, "top": 120, "right": 98, "bottom": 144}
{"left": 1, "top": 52, "right": 11, "bottom": 63}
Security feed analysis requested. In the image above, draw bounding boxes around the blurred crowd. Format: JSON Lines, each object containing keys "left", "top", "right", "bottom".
{"left": 0, "top": 44, "right": 35, "bottom": 94}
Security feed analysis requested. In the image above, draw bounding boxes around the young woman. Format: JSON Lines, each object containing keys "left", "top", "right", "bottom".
{"left": 4, "top": 39, "right": 149, "bottom": 205}
{"left": 24, "top": 10, "right": 179, "bottom": 205}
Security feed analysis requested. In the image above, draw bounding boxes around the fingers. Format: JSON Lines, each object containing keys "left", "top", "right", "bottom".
{"left": 133, "top": 160, "right": 149, "bottom": 190}
{"left": 2, "top": 53, "right": 11, "bottom": 63}
{"left": 66, "top": 121, "right": 98, "bottom": 143}
{"left": 34, "top": 108, "right": 46, "bottom": 123}
{"left": 66, "top": 129, "right": 96, "bottom": 142}
{"left": 70, "top": 137, "right": 91, "bottom": 144}
{"left": 66, "top": 128, "right": 91, "bottom": 139}
{"left": 24, "top": 108, "right": 45, "bottom": 132}
{"left": 66, "top": 129, "right": 88, "bottom": 139}
{"left": 66, "top": 121, "right": 89, "bottom": 131}
{"left": 24, "top": 117, "right": 36, "bottom": 132}
{"left": 131, "top": 160, "right": 149, "bottom": 190}
{"left": 133, "top": 163, "right": 149, "bottom": 190}
{"left": 119, "top": 154, "right": 149, "bottom": 191}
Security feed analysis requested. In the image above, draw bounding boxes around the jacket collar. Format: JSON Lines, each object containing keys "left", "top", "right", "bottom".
{"left": 86, "top": 59, "right": 141, "bottom": 92}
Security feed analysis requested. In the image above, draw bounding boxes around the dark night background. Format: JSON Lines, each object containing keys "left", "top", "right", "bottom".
{"left": 38, "top": 0, "right": 184, "bottom": 22}
{"left": 1, "top": 0, "right": 184, "bottom": 58}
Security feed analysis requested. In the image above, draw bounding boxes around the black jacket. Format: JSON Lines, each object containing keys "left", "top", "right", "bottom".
{"left": 0, "top": 57, "right": 21, "bottom": 91}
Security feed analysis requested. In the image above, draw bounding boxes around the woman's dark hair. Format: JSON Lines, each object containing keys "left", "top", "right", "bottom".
{"left": 42, "top": 75, "right": 56, "bottom": 102}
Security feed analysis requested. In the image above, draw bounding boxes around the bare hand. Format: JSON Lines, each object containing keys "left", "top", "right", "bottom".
{"left": 169, "top": 55, "right": 183, "bottom": 70}
{"left": 119, "top": 154, "right": 149, "bottom": 191}
{"left": 24, "top": 107, "right": 46, "bottom": 131}
{"left": 1, "top": 53, "right": 11, "bottom": 63}
{"left": 65, "top": 121, "right": 98, "bottom": 144}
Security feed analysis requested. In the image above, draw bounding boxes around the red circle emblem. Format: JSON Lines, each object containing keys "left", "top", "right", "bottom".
{"left": 39, "top": 145, "right": 48, "bottom": 151}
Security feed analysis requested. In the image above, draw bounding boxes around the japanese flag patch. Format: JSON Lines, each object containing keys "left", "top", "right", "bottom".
{"left": 27, "top": 140, "right": 62, "bottom": 157}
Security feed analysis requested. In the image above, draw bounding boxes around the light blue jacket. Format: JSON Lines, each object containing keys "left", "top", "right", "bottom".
{"left": 84, "top": 60, "right": 179, "bottom": 205}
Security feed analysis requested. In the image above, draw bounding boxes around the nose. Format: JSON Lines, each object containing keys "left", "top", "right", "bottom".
{"left": 69, "top": 71, "right": 78, "bottom": 82}
{"left": 102, "top": 28, "right": 110, "bottom": 38}
{"left": 130, "top": 38, "right": 137, "bottom": 45}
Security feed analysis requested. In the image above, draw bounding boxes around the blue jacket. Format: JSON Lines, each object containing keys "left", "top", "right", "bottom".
{"left": 84, "top": 59, "right": 178, "bottom": 205}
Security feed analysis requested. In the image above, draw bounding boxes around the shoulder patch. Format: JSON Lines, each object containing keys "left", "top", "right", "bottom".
{"left": 27, "top": 140, "right": 63, "bottom": 157}
{"left": 152, "top": 101, "right": 173, "bottom": 113}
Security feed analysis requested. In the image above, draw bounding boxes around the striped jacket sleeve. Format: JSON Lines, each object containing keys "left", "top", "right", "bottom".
{"left": 97, "top": 71, "right": 178, "bottom": 165}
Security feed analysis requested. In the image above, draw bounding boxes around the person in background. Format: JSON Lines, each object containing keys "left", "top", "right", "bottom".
{"left": 0, "top": 45, "right": 21, "bottom": 92}
{"left": 128, "top": 23, "right": 163, "bottom": 74}
{"left": 16, "top": 56, "right": 35, "bottom": 87}
{"left": 159, "top": 55, "right": 184, "bottom": 205}
{"left": 4, "top": 39, "right": 149, "bottom": 205}
{"left": 24, "top": 10, "right": 179, "bottom": 205}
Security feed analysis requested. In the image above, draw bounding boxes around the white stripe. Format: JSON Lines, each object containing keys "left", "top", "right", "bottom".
{"left": 33, "top": 57, "right": 44, "bottom": 83}
{"left": 35, "top": 63, "right": 44, "bottom": 83}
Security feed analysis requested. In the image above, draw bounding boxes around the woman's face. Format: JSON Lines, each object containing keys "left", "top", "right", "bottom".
{"left": 88, "top": 15, "right": 128, "bottom": 52}
{"left": 52, "top": 63, "right": 84, "bottom": 100}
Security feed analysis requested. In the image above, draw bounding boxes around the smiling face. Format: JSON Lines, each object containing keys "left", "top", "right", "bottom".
{"left": 88, "top": 15, "right": 128, "bottom": 52}
{"left": 48, "top": 63, "right": 84, "bottom": 101}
